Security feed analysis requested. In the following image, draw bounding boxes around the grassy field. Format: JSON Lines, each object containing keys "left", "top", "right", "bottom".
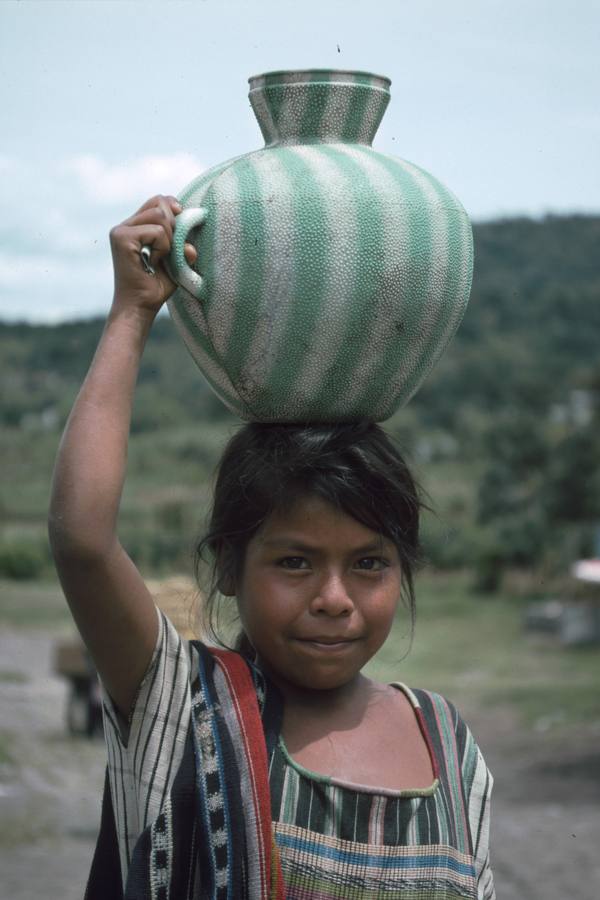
{"left": 0, "top": 580, "right": 72, "bottom": 629}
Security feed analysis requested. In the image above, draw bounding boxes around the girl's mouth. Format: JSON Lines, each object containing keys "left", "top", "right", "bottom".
{"left": 296, "top": 638, "right": 357, "bottom": 652}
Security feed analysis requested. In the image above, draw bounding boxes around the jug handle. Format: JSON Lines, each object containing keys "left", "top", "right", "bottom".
{"left": 166, "top": 207, "right": 208, "bottom": 300}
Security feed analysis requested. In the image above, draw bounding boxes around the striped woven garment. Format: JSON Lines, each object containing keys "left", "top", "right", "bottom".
{"left": 268, "top": 688, "right": 494, "bottom": 899}
{"left": 86, "top": 637, "right": 286, "bottom": 899}
{"left": 191, "top": 646, "right": 286, "bottom": 899}
{"left": 91, "top": 611, "right": 494, "bottom": 899}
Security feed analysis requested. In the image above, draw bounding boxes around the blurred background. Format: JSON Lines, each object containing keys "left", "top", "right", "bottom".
{"left": 1, "top": 1, "right": 599, "bottom": 897}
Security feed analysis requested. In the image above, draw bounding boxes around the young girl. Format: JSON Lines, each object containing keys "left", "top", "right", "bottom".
{"left": 49, "top": 196, "right": 495, "bottom": 900}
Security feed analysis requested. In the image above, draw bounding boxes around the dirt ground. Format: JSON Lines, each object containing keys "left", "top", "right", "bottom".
{"left": 1, "top": 626, "right": 599, "bottom": 899}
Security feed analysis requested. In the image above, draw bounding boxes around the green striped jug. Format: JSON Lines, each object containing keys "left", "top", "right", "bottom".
{"left": 167, "top": 69, "right": 473, "bottom": 422}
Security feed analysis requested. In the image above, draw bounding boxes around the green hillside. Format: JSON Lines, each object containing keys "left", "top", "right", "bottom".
{"left": 1, "top": 215, "right": 599, "bottom": 586}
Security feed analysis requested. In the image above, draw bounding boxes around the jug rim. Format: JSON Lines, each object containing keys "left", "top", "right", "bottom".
{"left": 248, "top": 68, "right": 391, "bottom": 89}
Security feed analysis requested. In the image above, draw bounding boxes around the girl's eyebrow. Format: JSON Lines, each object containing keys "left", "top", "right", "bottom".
{"left": 260, "top": 538, "right": 318, "bottom": 552}
{"left": 260, "top": 537, "right": 389, "bottom": 554}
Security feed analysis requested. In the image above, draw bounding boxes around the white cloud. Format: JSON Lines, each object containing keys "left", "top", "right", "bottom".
{"left": 0, "top": 251, "right": 113, "bottom": 322}
{"left": 0, "top": 252, "right": 107, "bottom": 289}
{"left": 0, "top": 152, "right": 206, "bottom": 322}
{"left": 0, "top": 154, "right": 25, "bottom": 175}
{"left": 64, "top": 153, "right": 206, "bottom": 205}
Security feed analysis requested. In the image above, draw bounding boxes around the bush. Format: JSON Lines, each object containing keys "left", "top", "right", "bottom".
{"left": 0, "top": 540, "right": 48, "bottom": 580}
{"left": 420, "top": 520, "right": 475, "bottom": 570}
{"left": 120, "top": 526, "right": 195, "bottom": 574}
{"left": 472, "top": 548, "right": 504, "bottom": 593}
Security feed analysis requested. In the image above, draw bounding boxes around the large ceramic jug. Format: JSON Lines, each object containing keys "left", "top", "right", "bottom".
{"left": 167, "top": 69, "right": 473, "bottom": 422}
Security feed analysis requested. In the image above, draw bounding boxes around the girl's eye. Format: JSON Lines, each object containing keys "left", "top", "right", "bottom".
{"left": 355, "top": 557, "right": 389, "bottom": 572}
{"left": 278, "top": 556, "right": 309, "bottom": 570}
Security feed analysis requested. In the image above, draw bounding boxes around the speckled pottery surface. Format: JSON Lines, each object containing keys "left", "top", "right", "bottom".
{"left": 167, "top": 69, "right": 473, "bottom": 422}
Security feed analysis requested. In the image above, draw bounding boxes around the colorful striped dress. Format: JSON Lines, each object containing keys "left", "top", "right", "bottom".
{"left": 100, "top": 609, "right": 495, "bottom": 899}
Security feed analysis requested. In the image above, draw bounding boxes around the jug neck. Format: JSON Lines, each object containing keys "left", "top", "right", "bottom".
{"left": 248, "top": 69, "right": 391, "bottom": 147}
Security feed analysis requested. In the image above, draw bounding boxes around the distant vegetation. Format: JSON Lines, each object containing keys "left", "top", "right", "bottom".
{"left": 2, "top": 215, "right": 599, "bottom": 589}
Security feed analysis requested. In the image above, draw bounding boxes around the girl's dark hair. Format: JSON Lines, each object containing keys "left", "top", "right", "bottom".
{"left": 195, "top": 422, "right": 423, "bottom": 645}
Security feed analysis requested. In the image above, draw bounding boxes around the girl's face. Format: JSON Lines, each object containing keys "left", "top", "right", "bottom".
{"left": 235, "top": 495, "right": 402, "bottom": 695}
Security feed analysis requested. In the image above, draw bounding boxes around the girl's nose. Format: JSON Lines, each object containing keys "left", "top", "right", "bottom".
{"left": 310, "top": 574, "right": 354, "bottom": 616}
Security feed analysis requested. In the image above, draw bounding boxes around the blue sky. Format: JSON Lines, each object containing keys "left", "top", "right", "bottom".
{"left": 1, "top": 0, "right": 599, "bottom": 322}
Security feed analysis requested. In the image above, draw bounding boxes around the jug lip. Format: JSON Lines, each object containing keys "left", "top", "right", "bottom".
{"left": 248, "top": 68, "right": 391, "bottom": 89}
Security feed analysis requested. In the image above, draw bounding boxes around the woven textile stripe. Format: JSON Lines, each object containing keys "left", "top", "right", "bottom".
{"left": 102, "top": 610, "right": 190, "bottom": 883}
{"left": 190, "top": 641, "right": 287, "bottom": 900}
{"left": 210, "top": 648, "right": 286, "bottom": 900}
{"left": 99, "top": 611, "right": 287, "bottom": 899}
{"left": 416, "top": 691, "right": 472, "bottom": 853}
{"left": 149, "top": 804, "right": 172, "bottom": 900}
{"left": 275, "top": 823, "right": 477, "bottom": 899}
{"left": 191, "top": 644, "right": 244, "bottom": 898}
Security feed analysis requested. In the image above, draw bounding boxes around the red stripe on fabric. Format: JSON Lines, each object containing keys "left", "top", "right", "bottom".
{"left": 211, "top": 650, "right": 268, "bottom": 896}
{"left": 211, "top": 649, "right": 285, "bottom": 900}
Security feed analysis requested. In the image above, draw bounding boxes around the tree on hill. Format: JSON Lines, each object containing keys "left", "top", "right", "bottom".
{"left": 474, "top": 380, "right": 600, "bottom": 590}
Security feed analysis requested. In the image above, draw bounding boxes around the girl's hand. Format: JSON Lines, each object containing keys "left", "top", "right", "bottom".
{"left": 109, "top": 194, "right": 197, "bottom": 318}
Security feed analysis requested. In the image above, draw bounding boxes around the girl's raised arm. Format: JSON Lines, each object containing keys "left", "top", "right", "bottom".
{"left": 48, "top": 195, "right": 195, "bottom": 719}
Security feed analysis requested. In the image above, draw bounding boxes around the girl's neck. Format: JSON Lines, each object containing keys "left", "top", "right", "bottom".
{"left": 261, "top": 665, "right": 379, "bottom": 715}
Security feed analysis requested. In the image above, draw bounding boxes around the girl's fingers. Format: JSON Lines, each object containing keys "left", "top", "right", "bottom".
{"left": 109, "top": 198, "right": 196, "bottom": 304}
{"left": 122, "top": 206, "right": 175, "bottom": 245}
{"left": 126, "top": 196, "right": 177, "bottom": 230}
{"left": 110, "top": 223, "right": 172, "bottom": 262}
{"left": 134, "top": 194, "right": 181, "bottom": 217}
{"left": 184, "top": 242, "right": 197, "bottom": 264}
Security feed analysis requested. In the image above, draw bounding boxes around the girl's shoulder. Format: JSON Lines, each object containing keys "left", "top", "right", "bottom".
{"left": 392, "top": 682, "right": 491, "bottom": 785}
{"left": 392, "top": 681, "right": 470, "bottom": 735}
